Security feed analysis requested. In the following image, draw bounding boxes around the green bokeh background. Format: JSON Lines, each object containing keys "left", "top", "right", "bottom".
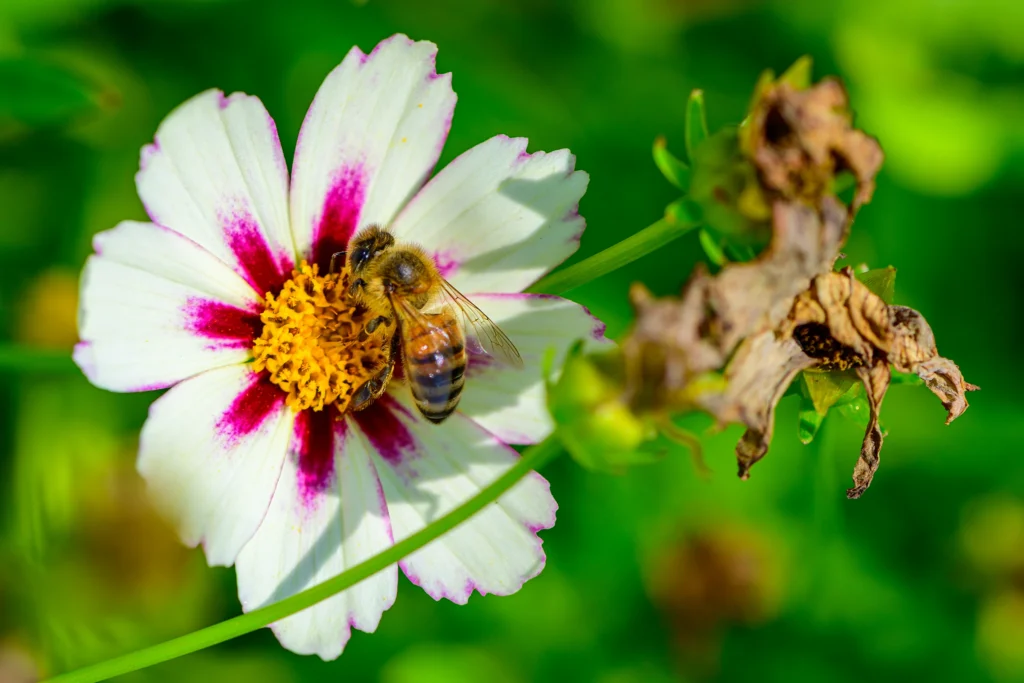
{"left": 2, "top": 0, "right": 1022, "bottom": 681}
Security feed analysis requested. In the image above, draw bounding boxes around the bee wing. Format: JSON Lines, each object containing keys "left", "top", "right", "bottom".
{"left": 389, "top": 292, "right": 458, "bottom": 357}
{"left": 437, "top": 279, "right": 524, "bottom": 369}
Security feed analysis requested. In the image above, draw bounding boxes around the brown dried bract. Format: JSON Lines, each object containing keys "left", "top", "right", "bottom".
{"left": 746, "top": 78, "right": 884, "bottom": 210}
{"left": 625, "top": 197, "right": 846, "bottom": 412}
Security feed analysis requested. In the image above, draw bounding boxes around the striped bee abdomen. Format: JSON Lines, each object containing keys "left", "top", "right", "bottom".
{"left": 404, "top": 313, "right": 467, "bottom": 424}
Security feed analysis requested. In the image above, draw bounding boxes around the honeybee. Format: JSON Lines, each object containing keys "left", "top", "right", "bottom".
{"left": 345, "top": 225, "right": 523, "bottom": 422}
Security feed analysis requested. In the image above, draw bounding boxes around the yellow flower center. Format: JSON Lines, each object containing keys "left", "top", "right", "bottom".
{"left": 251, "top": 262, "right": 392, "bottom": 413}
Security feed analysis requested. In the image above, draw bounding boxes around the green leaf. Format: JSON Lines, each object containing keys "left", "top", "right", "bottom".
{"left": 798, "top": 397, "right": 825, "bottom": 444}
{"left": 653, "top": 136, "right": 691, "bottom": 190}
{"left": 684, "top": 89, "right": 709, "bottom": 162}
{"left": 855, "top": 266, "right": 897, "bottom": 305}
{"left": 0, "top": 57, "right": 111, "bottom": 126}
{"left": 802, "top": 370, "right": 859, "bottom": 414}
{"left": 837, "top": 396, "right": 871, "bottom": 428}
{"left": 698, "top": 227, "right": 728, "bottom": 267}
{"left": 891, "top": 370, "right": 924, "bottom": 386}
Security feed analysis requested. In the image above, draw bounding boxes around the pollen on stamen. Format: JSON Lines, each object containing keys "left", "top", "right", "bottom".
{"left": 251, "top": 261, "right": 393, "bottom": 413}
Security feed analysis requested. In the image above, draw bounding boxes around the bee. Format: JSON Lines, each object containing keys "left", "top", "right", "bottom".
{"left": 344, "top": 225, "right": 523, "bottom": 423}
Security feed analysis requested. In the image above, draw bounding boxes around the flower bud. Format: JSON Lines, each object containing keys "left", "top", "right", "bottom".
{"left": 547, "top": 346, "right": 660, "bottom": 473}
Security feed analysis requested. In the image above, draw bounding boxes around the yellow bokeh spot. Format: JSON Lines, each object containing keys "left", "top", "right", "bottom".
{"left": 18, "top": 268, "right": 80, "bottom": 349}
{"left": 251, "top": 262, "right": 392, "bottom": 413}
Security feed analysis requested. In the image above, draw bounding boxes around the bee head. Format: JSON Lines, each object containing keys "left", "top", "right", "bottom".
{"left": 347, "top": 225, "right": 395, "bottom": 274}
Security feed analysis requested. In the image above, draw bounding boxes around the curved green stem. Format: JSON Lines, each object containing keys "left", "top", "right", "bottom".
{"left": 0, "top": 345, "right": 77, "bottom": 374}
{"left": 44, "top": 435, "right": 564, "bottom": 683}
{"left": 528, "top": 204, "right": 700, "bottom": 296}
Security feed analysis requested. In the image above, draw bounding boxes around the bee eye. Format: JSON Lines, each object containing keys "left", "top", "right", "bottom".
{"left": 350, "top": 247, "right": 372, "bottom": 272}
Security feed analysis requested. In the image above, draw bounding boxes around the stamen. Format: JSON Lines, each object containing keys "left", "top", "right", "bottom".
{"left": 252, "top": 262, "right": 395, "bottom": 413}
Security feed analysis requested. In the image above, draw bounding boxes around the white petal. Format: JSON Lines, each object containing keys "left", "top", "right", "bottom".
{"left": 236, "top": 411, "right": 396, "bottom": 660}
{"left": 136, "top": 89, "right": 295, "bottom": 296}
{"left": 353, "top": 395, "right": 556, "bottom": 604}
{"left": 75, "top": 221, "right": 263, "bottom": 392}
{"left": 138, "top": 364, "right": 292, "bottom": 567}
{"left": 391, "top": 135, "right": 589, "bottom": 294}
{"left": 289, "top": 34, "right": 456, "bottom": 270}
{"left": 458, "top": 293, "right": 609, "bottom": 444}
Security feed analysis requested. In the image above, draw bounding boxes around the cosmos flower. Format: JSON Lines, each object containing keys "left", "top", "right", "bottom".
{"left": 74, "top": 34, "right": 600, "bottom": 659}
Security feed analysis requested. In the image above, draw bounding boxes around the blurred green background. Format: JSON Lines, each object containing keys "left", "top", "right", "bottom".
{"left": 2, "top": 0, "right": 1022, "bottom": 681}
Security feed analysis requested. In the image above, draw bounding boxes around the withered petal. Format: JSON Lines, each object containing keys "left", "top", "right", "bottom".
{"left": 848, "top": 360, "right": 891, "bottom": 499}
{"left": 886, "top": 305, "right": 978, "bottom": 424}
{"left": 698, "top": 331, "right": 819, "bottom": 479}
{"left": 916, "top": 357, "right": 980, "bottom": 425}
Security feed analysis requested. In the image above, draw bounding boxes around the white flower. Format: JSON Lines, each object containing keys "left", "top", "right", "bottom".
{"left": 74, "top": 34, "right": 601, "bottom": 659}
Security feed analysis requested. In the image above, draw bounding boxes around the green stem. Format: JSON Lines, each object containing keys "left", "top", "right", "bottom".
{"left": 0, "top": 346, "right": 77, "bottom": 374}
{"left": 528, "top": 207, "right": 700, "bottom": 296}
{"left": 44, "top": 435, "right": 564, "bottom": 683}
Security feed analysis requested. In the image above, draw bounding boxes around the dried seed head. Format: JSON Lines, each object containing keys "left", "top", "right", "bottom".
{"left": 742, "top": 76, "right": 884, "bottom": 210}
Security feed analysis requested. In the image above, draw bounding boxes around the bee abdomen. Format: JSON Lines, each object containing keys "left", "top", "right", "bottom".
{"left": 409, "top": 354, "right": 466, "bottom": 423}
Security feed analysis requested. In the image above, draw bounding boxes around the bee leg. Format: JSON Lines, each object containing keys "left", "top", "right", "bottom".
{"left": 348, "top": 278, "right": 367, "bottom": 298}
{"left": 328, "top": 251, "right": 346, "bottom": 275}
{"left": 657, "top": 415, "right": 711, "bottom": 478}
{"left": 365, "top": 315, "right": 392, "bottom": 334}
{"left": 351, "top": 361, "right": 395, "bottom": 411}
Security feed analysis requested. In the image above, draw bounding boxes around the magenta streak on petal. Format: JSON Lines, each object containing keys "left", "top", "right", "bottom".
{"left": 217, "top": 371, "right": 284, "bottom": 444}
{"left": 432, "top": 249, "right": 460, "bottom": 279}
{"left": 293, "top": 408, "right": 339, "bottom": 505}
{"left": 184, "top": 298, "right": 263, "bottom": 349}
{"left": 311, "top": 166, "right": 367, "bottom": 273}
{"left": 352, "top": 394, "right": 417, "bottom": 466}
{"left": 223, "top": 210, "right": 293, "bottom": 296}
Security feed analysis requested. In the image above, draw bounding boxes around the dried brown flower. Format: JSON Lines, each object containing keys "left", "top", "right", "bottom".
{"left": 743, "top": 77, "right": 884, "bottom": 210}
{"left": 776, "top": 269, "right": 978, "bottom": 497}
{"left": 620, "top": 66, "right": 975, "bottom": 498}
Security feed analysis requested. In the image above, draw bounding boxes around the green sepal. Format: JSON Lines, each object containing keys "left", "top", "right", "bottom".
{"left": 798, "top": 397, "right": 825, "bottom": 444}
{"left": 653, "top": 136, "right": 691, "bottom": 191}
{"left": 779, "top": 55, "right": 813, "bottom": 90}
{"left": 855, "top": 266, "right": 897, "bottom": 305}
{"left": 724, "top": 241, "right": 758, "bottom": 263}
{"left": 688, "top": 129, "right": 772, "bottom": 249}
{"left": 698, "top": 228, "right": 728, "bottom": 267}
{"left": 685, "top": 89, "right": 709, "bottom": 162}
{"left": 802, "top": 369, "right": 860, "bottom": 414}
